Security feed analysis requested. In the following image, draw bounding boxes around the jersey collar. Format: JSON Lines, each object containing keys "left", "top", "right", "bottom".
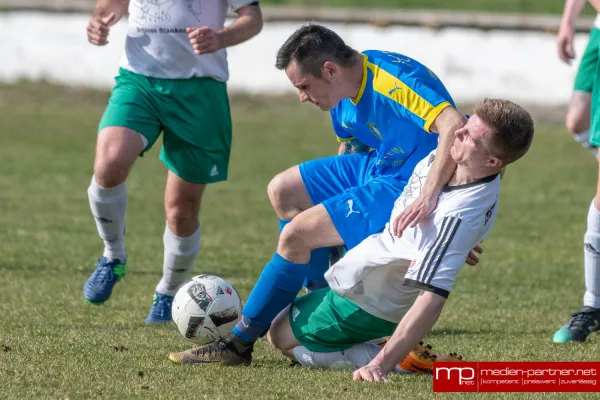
{"left": 442, "top": 173, "right": 500, "bottom": 192}
{"left": 351, "top": 53, "right": 368, "bottom": 106}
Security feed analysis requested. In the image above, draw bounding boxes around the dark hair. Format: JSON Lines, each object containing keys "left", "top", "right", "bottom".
{"left": 474, "top": 98, "right": 535, "bottom": 164}
{"left": 275, "top": 24, "right": 358, "bottom": 77}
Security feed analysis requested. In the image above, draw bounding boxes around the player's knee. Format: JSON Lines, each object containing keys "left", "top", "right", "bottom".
{"left": 565, "top": 111, "right": 588, "bottom": 135}
{"left": 279, "top": 221, "right": 310, "bottom": 252}
{"left": 94, "top": 129, "right": 141, "bottom": 187}
{"left": 266, "top": 328, "right": 279, "bottom": 348}
{"left": 268, "top": 170, "right": 305, "bottom": 220}
{"left": 268, "top": 173, "right": 295, "bottom": 218}
{"left": 165, "top": 200, "right": 199, "bottom": 236}
{"left": 93, "top": 158, "right": 129, "bottom": 188}
{"left": 267, "top": 309, "right": 292, "bottom": 351}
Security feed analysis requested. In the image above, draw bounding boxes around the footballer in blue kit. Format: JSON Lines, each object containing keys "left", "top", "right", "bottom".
{"left": 302, "top": 49, "right": 454, "bottom": 250}
{"left": 168, "top": 24, "right": 468, "bottom": 366}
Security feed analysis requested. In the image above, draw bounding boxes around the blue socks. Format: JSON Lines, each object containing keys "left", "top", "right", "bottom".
{"left": 233, "top": 252, "right": 308, "bottom": 342}
{"left": 232, "top": 219, "right": 331, "bottom": 343}
{"left": 280, "top": 219, "right": 330, "bottom": 291}
{"left": 303, "top": 247, "right": 329, "bottom": 291}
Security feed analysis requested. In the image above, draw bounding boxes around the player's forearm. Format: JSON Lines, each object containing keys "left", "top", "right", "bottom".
{"left": 590, "top": 0, "right": 600, "bottom": 13}
{"left": 216, "top": 5, "right": 263, "bottom": 50}
{"left": 425, "top": 107, "right": 466, "bottom": 195}
{"left": 94, "top": 0, "right": 129, "bottom": 21}
{"left": 338, "top": 138, "right": 370, "bottom": 155}
{"left": 561, "top": 0, "right": 587, "bottom": 27}
{"left": 369, "top": 291, "right": 445, "bottom": 374}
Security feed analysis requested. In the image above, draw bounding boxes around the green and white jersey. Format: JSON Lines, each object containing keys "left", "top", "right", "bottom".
{"left": 119, "top": 0, "right": 258, "bottom": 81}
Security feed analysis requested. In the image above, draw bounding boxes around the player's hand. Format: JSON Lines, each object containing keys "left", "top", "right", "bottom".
{"left": 187, "top": 27, "right": 221, "bottom": 55}
{"left": 466, "top": 243, "right": 483, "bottom": 266}
{"left": 353, "top": 364, "right": 390, "bottom": 382}
{"left": 87, "top": 11, "right": 116, "bottom": 46}
{"left": 393, "top": 188, "right": 440, "bottom": 237}
{"left": 557, "top": 24, "right": 576, "bottom": 64}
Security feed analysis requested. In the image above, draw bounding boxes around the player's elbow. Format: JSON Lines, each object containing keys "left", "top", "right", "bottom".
{"left": 237, "top": 4, "right": 263, "bottom": 38}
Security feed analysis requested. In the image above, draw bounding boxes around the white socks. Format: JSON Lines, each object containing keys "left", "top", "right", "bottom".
{"left": 155, "top": 224, "right": 201, "bottom": 296}
{"left": 584, "top": 199, "right": 600, "bottom": 308}
{"left": 574, "top": 131, "right": 599, "bottom": 160}
{"left": 292, "top": 343, "right": 403, "bottom": 373}
{"left": 88, "top": 176, "right": 127, "bottom": 261}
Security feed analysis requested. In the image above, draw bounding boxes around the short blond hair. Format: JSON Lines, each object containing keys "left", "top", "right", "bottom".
{"left": 474, "top": 98, "right": 534, "bottom": 164}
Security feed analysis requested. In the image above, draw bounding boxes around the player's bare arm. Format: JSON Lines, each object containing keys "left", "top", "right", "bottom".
{"left": 590, "top": 0, "right": 600, "bottom": 13}
{"left": 338, "top": 138, "right": 370, "bottom": 155}
{"left": 393, "top": 107, "right": 467, "bottom": 237}
{"left": 353, "top": 290, "right": 446, "bottom": 382}
{"left": 187, "top": 4, "right": 263, "bottom": 55}
{"left": 87, "top": 0, "right": 128, "bottom": 46}
{"left": 558, "top": 0, "right": 587, "bottom": 64}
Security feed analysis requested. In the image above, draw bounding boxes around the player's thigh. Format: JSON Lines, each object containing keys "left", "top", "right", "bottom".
{"left": 322, "top": 177, "right": 404, "bottom": 250}
{"left": 298, "top": 151, "right": 376, "bottom": 206}
{"left": 268, "top": 166, "right": 314, "bottom": 219}
{"left": 98, "top": 68, "right": 163, "bottom": 157}
{"left": 161, "top": 77, "right": 231, "bottom": 184}
{"left": 280, "top": 204, "right": 343, "bottom": 252}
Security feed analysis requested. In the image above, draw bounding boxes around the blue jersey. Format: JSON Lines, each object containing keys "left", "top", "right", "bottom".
{"left": 330, "top": 50, "right": 455, "bottom": 179}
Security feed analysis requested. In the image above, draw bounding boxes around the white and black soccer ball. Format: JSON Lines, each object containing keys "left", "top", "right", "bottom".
{"left": 172, "top": 274, "right": 242, "bottom": 345}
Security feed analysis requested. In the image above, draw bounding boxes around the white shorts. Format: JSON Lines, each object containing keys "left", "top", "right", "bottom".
{"left": 325, "top": 229, "right": 420, "bottom": 323}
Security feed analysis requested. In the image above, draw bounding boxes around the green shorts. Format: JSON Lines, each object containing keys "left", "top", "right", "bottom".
{"left": 289, "top": 288, "right": 397, "bottom": 353}
{"left": 99, "top": 68, "right": 232, "bottom": 184}
{"left": 590, "top": 31, "right": 600, "bottom": 147}
{"left": 574, "top": 28, "right": 600, "bottom": 93}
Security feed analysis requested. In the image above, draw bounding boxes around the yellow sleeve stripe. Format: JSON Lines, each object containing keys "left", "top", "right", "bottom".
{"left": 337, "top": 136, "right": 355, "bottom": 143}
{"left": 366, "top": 61, "right": 450, "bottom": 132}
{"left": 351, "top": 54, "right": 368, "bottom": 106}
{"left": 423, "top": 101, "right": 452, "bottom": 133}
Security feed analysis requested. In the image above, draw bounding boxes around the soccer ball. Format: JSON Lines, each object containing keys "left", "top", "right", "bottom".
{"left": 171, "top": 274, "right": 242, "bottom": 345}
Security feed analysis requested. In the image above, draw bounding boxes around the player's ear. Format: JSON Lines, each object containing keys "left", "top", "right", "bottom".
{"left": 485, "top": 156, "right": 503, "bottom": 169}
{"left": 322, "top": 61, "right": 337, "bottom": 79}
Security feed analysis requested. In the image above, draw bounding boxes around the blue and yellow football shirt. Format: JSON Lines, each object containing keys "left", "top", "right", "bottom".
{"left": 330, "top": 50, "right": 455, "bottom": 178}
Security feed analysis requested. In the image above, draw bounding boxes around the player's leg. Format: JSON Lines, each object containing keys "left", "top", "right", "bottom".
{"left": 83, "top": 69, "right": 162, "bottom": 305}
{"left": 227, "top": 155, "right": 380, "bottom": 346}
{"left": 566, "top": 28, "right": 600, "bottom": 158}
{"left": 145, "top": 76, "right": 231, "bottom": 323}
{"left": 268, "top": 153, "right": 367, "bottom": 290}
{"left": 553, "top": 159, "right": 600, "bottom": 342}
{"left": 554, "top": 43, "right": 600, "bottom": 342}
{"left": 145, "top": 172, "right": 205, "bottom": 324}
{"left": 566, "top": 91, "right": 592, "bottom": 149}
{"left": 267, "top": 286, "right": 398, "bottom": 370}
{"left": 167, "top": 170, "right": 403, "bottom": 365}
{"left": 266, "top": 305, "right": 299, "bottom": 358}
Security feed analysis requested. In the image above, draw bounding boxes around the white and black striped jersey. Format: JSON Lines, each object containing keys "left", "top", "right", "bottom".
{"left": 325, "top": 149, "right": 500, "bottom": 322}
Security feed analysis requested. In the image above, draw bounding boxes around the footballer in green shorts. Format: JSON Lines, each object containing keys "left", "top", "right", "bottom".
{"left": 557, "top": 3, "right": 600, "bottom": 157}
{"left": 81, "top": 0, "right": 263, "bottom": 324}
{"left": 553, "top": 2, "right": 600, "bottom": 344}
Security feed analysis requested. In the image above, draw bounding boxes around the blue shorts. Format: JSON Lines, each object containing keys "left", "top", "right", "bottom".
{"left": 299, "top": 151, "right": 407, "bottom": 250}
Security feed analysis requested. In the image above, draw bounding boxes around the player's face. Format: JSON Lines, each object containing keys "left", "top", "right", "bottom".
{"left": 451, "top": 114, "right": 499, "bottom": 168}
{"left": 285, "top": 61, "right": 341, "bottom": 111}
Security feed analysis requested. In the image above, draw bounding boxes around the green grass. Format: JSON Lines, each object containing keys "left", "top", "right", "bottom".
{"left": 0, "top": 81, "right": 599, "bottom": 399}
{"left": 260, "top": 0, "right": 597, "bottom": 16}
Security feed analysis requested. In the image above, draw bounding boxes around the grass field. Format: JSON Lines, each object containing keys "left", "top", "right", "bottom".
{"left": 1, "top": 82, "right": 600, "bottom": 399}
{"left": 259, "top": 0, "right": 597, "bottom": 16}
